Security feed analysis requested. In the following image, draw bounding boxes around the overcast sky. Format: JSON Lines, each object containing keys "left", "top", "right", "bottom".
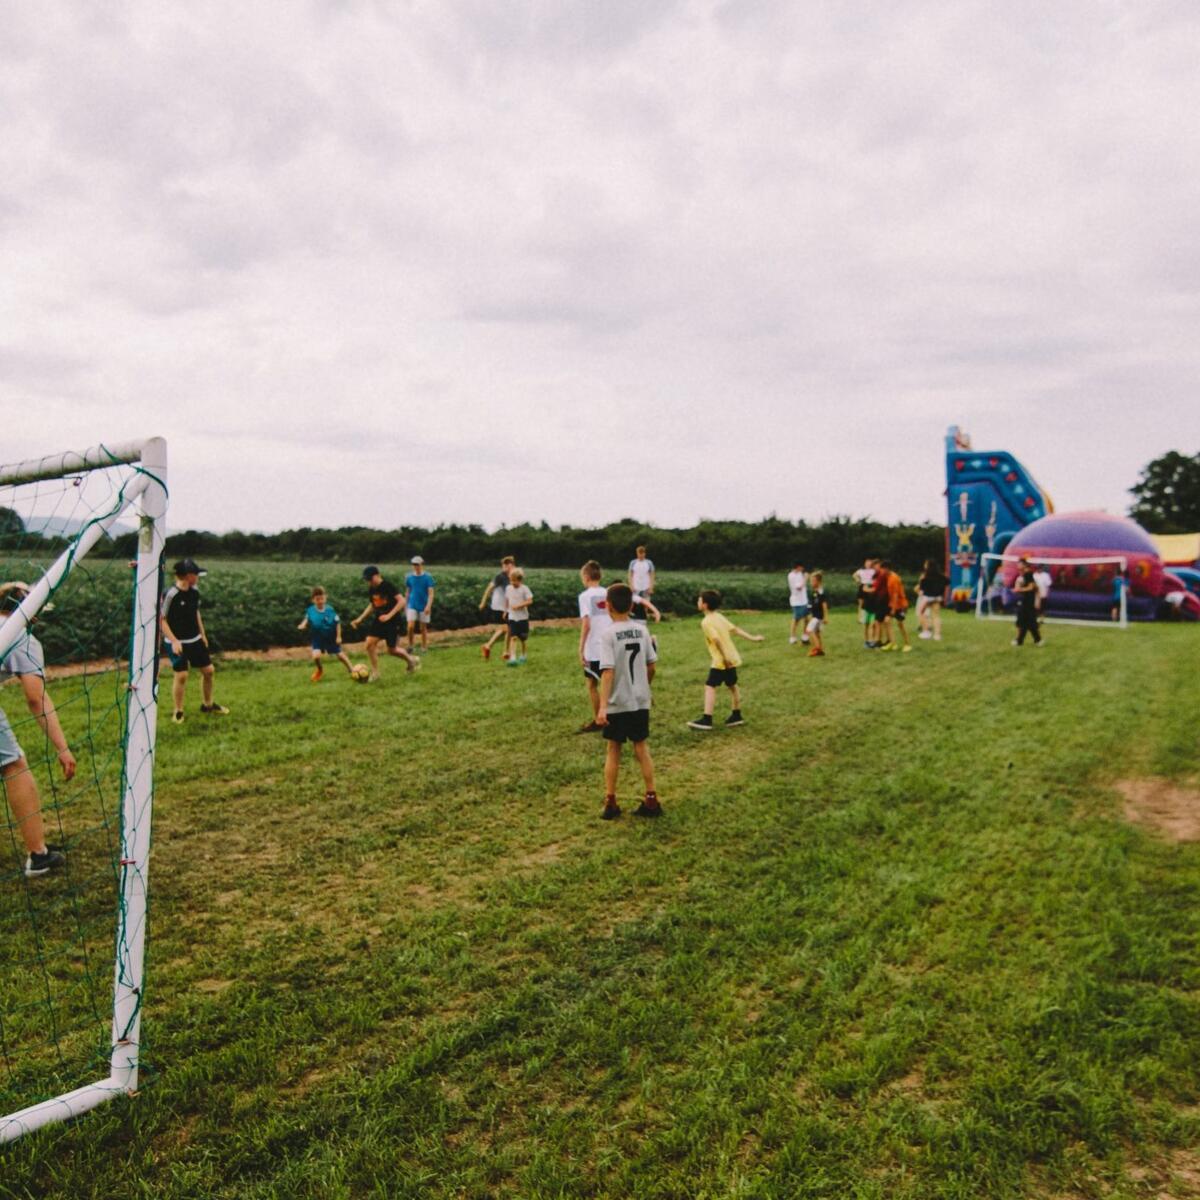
{"left": 4, "top": 1, "right": 1199, "bottom": 534}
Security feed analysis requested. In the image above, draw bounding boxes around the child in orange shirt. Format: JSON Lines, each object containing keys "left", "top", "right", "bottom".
{"left": 882, "top": 560, "right": 912, "bottom": 652}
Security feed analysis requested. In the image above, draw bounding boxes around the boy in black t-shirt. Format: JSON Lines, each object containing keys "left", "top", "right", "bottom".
{"left": 351, "top": 566, "right": 420, "bottom": 680}
{"left": 1011, "top": 559, "right": 1042, "bottom": 646}
{"left": 805, "top": 572, "right": 829, "bottom": 657}
{"left": 160, "top": 559, "right": 229, "bottom": 724}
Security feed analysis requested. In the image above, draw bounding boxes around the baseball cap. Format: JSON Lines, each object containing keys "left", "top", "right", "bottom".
{"left": 362, "top": 565, "right": 380, "bottom": 579}
{"left": 173, "top": 559, "right": 206, "bottom": 577}
{"left": 411, "top": 555, "right": 424, "bottom": 565}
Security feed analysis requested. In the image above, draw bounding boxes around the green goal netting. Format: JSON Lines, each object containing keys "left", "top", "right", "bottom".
{"left": 0, "top": 439, "right": 166, "bottom": 1142}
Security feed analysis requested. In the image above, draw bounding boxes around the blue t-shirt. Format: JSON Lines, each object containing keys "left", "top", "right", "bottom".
{"left": 306, "top": 604, "right": 339, "bottom": 635}
{"left": 405, "top": 572, "right": 435, "bottom": 611}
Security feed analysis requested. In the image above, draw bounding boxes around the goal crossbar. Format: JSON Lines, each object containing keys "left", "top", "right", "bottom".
{"left": 975, "top": 552, "right": 1129, "bottom": 628}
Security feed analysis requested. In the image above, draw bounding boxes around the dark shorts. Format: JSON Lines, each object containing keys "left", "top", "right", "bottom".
{"left": 870, "top": 599, "right": 890, "bottom": 620}
{"left": 603, "top": 709, "right": 650, "bottom": 744}
{"left": 311, "top": 633, "right": 340, "bottom": 655}
{"left": 367, "top": 617, "right": 400, "bottom": 645}
{"left": 508, "top": 619, "right": 530, "bottom": 640}
{"left": 490, "top": 609, "right": 507, "bottom": 625}
{"left": 583, "top": 660, "right": 601, "bottom": 681}
{"left": 706, "top": 667, "right": 739, "bottom": 688}
{"left": 631, "top": 602, "right": 648, "bottom": 622}
{"left": 891, "top": 608, "right": 906, "bottom": 622}
{"left": 167, "top": 640, "right": 211, "bottom": 672}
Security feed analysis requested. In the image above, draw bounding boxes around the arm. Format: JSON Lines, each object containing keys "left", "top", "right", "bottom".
{"left": 647, "top": 661, "right": 656, "bottom": 685}
{"left": 350, "top": 601, "right": 373, "bottom": 628}
{"left": 297, "top": 616, "right": 309, "bottom": 631}
{"left": 335, "top": 620, "right": 342, "bottom": 646}
{"left": 597, "top": 668, "right": 614, "bottom": 723}
{"left": 731, "top": 625, "right": 765, "bottom": 643}
{"left": 480, "top": 581, "right": 494, "bottom": 610}
{"left": 647, "top": 568, "right": 655, "bottom": 594}
{"left": 424, "top": 586, "right": 435, "bottom": 614}
{"left": 579, "top": 616, "right": 590, "bottom": 662}
{"left": 197, "top": 611, "right": 209, "bottom": 647}
{"left": 19, "top": 674, "right": 76, "bottom": 780}
{"left": 160, "top": 613, "right": 182, "bottom": 655}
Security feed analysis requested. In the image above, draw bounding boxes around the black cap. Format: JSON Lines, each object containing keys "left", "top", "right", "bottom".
{"left": 173, "top": 559, "right": 206, "bottom": 577}
{"left": 362, "top": 565, "right": 380, "bottom": 579}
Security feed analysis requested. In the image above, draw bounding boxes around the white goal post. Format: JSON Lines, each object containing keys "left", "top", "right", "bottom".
{"left": 0, "top": 438, "right": 167, "bottom": 1143}
{"left": 975, "top": 552, "right": 1129, "bottom": 629}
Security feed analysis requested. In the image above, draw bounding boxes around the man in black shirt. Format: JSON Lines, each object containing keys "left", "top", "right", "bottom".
{"left": 351, "top": 566, "right": 419, "bottom": 680}
{"left": 160, "top": 559, "right": 230, "bottom": 724}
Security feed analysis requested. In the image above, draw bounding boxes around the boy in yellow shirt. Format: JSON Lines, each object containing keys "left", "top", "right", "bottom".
{"left": 687, "top": 589, "right": 764, "bottom": 730}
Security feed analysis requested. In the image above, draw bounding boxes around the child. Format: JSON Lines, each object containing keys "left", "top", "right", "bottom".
{"left": 596, "top": 583, "right": 660, "bottom": 819}
{"left": 853, "top": 558, "right": 876, "bottom": 646}
{"left": 160, "top": 558, "right": 230, "bottom": 722}
{"left": 787, "top": 560, "right": 810, "bottom": 644}
{"left": 1012, "top": 558, "right": 1043, "bottom": 646}
{"left": 479, "top": 556, "right": 514, "bottom": 660}
{"left": 577, "top": 560, "right": 611, "bottom": 732}
{"left": 0, "top": 582, "right": 75, "bottom": 876}
{"left": 297, "top": 586, "right": 354, "bottom": 680}
{"left": 882, "top": 560, "right": 912, "bottom": 652}
{"left": 404, "top": 556, "right": 436, "bottom": 654}
{"left": 806, "top": 571, "right": 828, "bottom": 656}
{"left": 504, "top": 569, "right": 533, "bottom": 665}
{"left": 687, "top": 590, "right": 764, "bottom": 730}
{"left": 1111, "top": 570, "right": 1127, "bottom": 622}
{"left": 350, "top": 566, "right": 420, "bottom": 680}
{"left": 915, "top": 559, "right": 948, "bottom": 640}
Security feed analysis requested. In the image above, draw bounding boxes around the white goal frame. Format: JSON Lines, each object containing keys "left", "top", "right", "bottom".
{"left": 975, "top": 552, "right": 1129, "bottom": 629}
{"left": 0, "top": 438, "right": 167, "bottom": 1143}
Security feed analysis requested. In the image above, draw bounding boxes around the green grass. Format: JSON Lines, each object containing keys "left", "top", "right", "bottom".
{"left": 2, "top": 613, "right": 1199, "bottom": 1198}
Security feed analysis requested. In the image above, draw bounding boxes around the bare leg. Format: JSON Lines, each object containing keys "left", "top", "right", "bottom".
{"left": 632, "top": 740, "right": 656, "bottom": 792}
{"left": 387, "top": 643, "right": 419, "bottom": 667}
{"left": 172, "top": 669, "right": 188, "bottom": 713}
{"left": 587, "top": 677, "right": 600, "bottom": 719}
{"left": 932, "top": 603, "right": 942, "bottom": 639}
{"left": 604, "top": 740, "right": 621, "bottom": 795}
{"left": 311, "top": 650, "right": 324, "bottom": 681}
{"left": 2, "top": 758, "right": 48, "bottom": 854}
{"left": 365, "top": 637, "right": 381, "bottom": 678}
{"left": 729, "top": 684, "right": 742, "bottom": 711}
{"left": 201, "top": 665, "right": 215, "bottom": 706}
{"left": 703, "top": 685, "right": 717, "bottom": 716}
{"left": 336, "top": 650, "right": 354, "bottom": 673}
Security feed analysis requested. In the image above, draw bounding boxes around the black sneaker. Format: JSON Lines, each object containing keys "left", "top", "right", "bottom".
{"left": 200, "top": 703, "right": 230, "bottom": 715}
{"left": 687, "top": 715, "right": 714, "bottom": 731}
{"left": 600, "top": 802, "right": 621, "bottom": 820}
{"left": 634, "top": 797, "right": 662, "bottom": 818}
{"left": 172, "top": 710, "right": 184, "bottom": 724}
{"left": 725, "top": 711, "right": 745, "bottom": 727}
{"left": 25, "top": 848, "right": 66, "bottom": 877}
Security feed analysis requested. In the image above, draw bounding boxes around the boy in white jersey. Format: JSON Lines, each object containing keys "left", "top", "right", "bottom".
{"left": 596, "top": 583, "right": 660, "bottom": 820}
{"left": 577, "top": 560, "right": 612, "bottom": 733}
{"left": 787, "top": 560, "right": 810, "bottom": 645}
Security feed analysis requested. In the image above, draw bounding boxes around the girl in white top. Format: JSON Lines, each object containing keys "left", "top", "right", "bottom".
{"left": 787, "top": 563, "right": 810, "bottom": 644}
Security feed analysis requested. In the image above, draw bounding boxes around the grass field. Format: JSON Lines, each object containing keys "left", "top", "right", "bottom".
{"left": 2, "top": 611, "right": 1199, "bottom": 1198}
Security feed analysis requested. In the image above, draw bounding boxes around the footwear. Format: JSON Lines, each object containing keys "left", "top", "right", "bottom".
{"left": 932, "top": 634, "right": 941, "bottom": 641}
{"left": 788, "top": 636, "right": 797, "bottom": 645}
{"left": 918, "top": 630, "right": 932, "bottom": 640}
{"left": 725, "top": 711, "right": 745, "bottom": 727}
{"left": 310, "top": 666, "right": 323, "bottom": 682}
{"left": 901, "top": 645, "right": 913, "bottom": 653}
{"left": 634, "top": 795, "right": 663, "bottom": 817}
{"left": 1011, "top": 639, "right": 1020, "bottom": 646}
{"left": 369, "top": 671, "right": 381, "bottom": 681}
{"left": 815, "top": 648, "right": 826, "bottom": 656}
{"left": 505, "top": 657, "right": 519, "bottom": 668}
{"left": 25, "top": 848, "right": 66, "bottom": 877}
{"left": 578, "top": 721, "right": 603, "bottom": 734}
{"left": 481, "top": 645, "right": 491, "bottom": 660}
{"left": 687, "top": 715, "right": 714, "bottom": 731}
{"left": 800, "top": 635, "right": 809, "bottom": 644}
{"left": 517, "top": 656, "right": 527, "bottom": 664}
{"left": 172, "top": 710, "right": 184, "bottom": 725}
{"left": 200, "top": 703, "right": 230, "bottom": 714}
{"left": 807, "top": 647, "right": 820, "bottom": 657}
{"left": 601, "top": 799, "right": 621, "bottom": 820}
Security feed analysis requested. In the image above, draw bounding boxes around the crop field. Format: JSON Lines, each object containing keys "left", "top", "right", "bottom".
{"left": 2, "top": 609, "right": 1199, "bottom": 1198}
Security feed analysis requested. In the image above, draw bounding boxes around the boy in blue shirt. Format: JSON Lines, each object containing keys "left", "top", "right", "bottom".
{"left": 404, "top": 556, "right": 436, "bottom": 654}
{"left": 297, "top": 586, "right": 355, "bottom": 681}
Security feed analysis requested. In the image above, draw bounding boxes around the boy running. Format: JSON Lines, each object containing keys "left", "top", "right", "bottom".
{"left": 577, "top": 560, "right": 611, "bottom": 733}
{"left": 806, "top": 572, "right": 829, "bottom": 656}
{"left": 160, "top": 558, "right": 229, "bottom": 723}
{"left": 479, "top": 556, "right": 514, "bottom": 660}
{"left": 596, "top": 583, "right": 660, "bottom": 820}
{"left": 787, "top": 560, "right": 810, "bottom": 645}
{"left": 0, "top": 582, "right": 74, "bottom": 876}
{"left": 351, "top": 566, "right": 419, "bottom": 679}
{"left": 404, "top": 556, "right": 436, "bottom": 654}
{"left": 297, "top": 586, "right": 354, "bottom": 680}
{"left": 687, "top": 590, "right": 764, "bottom": 730}
{"left": 504, "top": 569, "right": 533, "bottom": 665}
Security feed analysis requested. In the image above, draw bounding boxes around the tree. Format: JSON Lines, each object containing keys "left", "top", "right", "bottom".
{"left": 1129, "top": 451, "right": 1200, "bottom": 533}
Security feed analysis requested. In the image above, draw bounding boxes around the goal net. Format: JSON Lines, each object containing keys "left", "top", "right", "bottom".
{"left": 0, "top": 439, "right": 166, "bottom": 1143}
{"left": 975, "top": 552, "right": 1129, "bottom": 628}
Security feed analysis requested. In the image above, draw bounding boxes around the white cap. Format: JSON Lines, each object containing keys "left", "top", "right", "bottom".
{"left": 411, "top": 555, "right": 424, "bottom": 564}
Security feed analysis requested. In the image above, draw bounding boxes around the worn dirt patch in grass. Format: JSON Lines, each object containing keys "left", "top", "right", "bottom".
{"left": 1116, "top": 778, "right": 1200, "bottom": 843}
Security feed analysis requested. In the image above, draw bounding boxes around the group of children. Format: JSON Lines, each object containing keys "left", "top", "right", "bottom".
{"left": 850, "top": 557, "right": 949, "bottom": 652}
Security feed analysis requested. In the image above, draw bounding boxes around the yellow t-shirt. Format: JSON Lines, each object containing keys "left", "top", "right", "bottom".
{"left": 701, "top": 611, "right": 742, "bottom": 669}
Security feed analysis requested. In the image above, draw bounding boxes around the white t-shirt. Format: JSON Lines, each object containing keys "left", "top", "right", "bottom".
{"left": 787, "top": 570, "right": 808, "bottom": 606}
{"left": 1032, "top": 569, "right": 1052, "bottom": 599}
{"left": 505, "top": 584, "right": 532, "bottom": 620}
{"left": 598, "top": 620, "right": 657, "bottom": 713}
{"left": 578, "top": 586, "right": 612, "bottom": 661}
{"left": 0, "top": 624, "right": 44, "bottom": 681}
{"left": 854, "top": 567, "right": 876, "bottom": 588}
{"left": 628, "top": 558, "right": 655, "bottom": 591}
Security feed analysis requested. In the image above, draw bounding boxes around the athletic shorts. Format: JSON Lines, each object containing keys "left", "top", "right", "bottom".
{"left": 631, "top": 602, "right": 648, "bottom": 622}
{"left": 891, "top": 608, "right": 907, "bottom": 622}
{"left": 806, "top": 617, "right": 823, "bottom": 634}
{"left": 507, "top": 619, "right": 530, "bottom": 640}
{"left": 706, "top": 667, "right": 738, "bottom": 688}
{"left": 0, "top": 709, "right": 24, "bottom": 768}
{"left": 490, "top": 608, "right": 508, "bottom": 625}
{"left": 311, "top": 633, "right": 340, "bottom": 655}
{"left": 603, "top": 709, "right": 650, "bottom": 744}
{"left": 583, "top": 660, "right": 601, "bottom": 681}
{"left": 167, "top": 639, "right": 212, "bottom": 672}
{"left": 367, "top": 617, "right": 401, "bottom": 645}
{"left": 870, "top": 600, "right": 890, "bottom": 621}
{"left": 791, "top": 604, "right": 810, "bottom": 620}
{"left": 406, "top": 608, "right": 430, "bottom": 625}
{"left": 915, "top": 595, "right": 933, "bottom": 616}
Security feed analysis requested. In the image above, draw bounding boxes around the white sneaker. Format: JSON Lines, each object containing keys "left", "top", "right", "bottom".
{"left": 788, "top": 637, "right": 797, "bottom": 645}
{"left": 918, "top": 630, "right": 932, "bottom": 640}
{"left": 801, "top": 635, "right": 810, "bottom": 644}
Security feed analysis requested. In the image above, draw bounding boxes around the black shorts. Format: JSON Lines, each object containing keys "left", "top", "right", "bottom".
{"left": 490, "top": 610, "right": 507, "bottom": 625}
{"left": 706, "top": 667, "right": 738, "bottom": 688}
{"left": 167, "top": 640, "right": 211, "bottom": 672}
{"left": 508, "top": 618, "right": 530, "bottom": 640}
{"left": 603, "top": 709, "right": 650, "bottom": 744}
{"left": 583, "top": 660, "right": 601, "bottom": 681}
{"left": 367, "top": 617, "right": 401, "bottom": 645}
{"left": 891, "top": 609, "right": 906, "bottom": 622}
{"left": 631, "top": 602, "right": 648, "bottom": 621}
{"left": 870, "top": 600, "right": 890, "bottom": 620}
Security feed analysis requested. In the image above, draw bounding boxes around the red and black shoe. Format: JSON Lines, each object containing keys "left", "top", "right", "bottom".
{"left": 600, "top": 796, "right": 622, "bottom": 820}
{"left": 634, "top": 792, "right": 662, "bottom": 818}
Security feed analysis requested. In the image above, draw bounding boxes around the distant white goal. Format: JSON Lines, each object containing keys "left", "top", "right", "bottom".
{"left": 0, "top": 439, "right": 167, "bottom": 1143}
{"left": 975, "top": 552, "right": 1129, "bottom": 629}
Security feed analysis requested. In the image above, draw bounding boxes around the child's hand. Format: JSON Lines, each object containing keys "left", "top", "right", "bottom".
{"left": 753, "top": 634, "right": 765, "bottom": 642}
{"left": 596, "top": 709, "right": 608, "bottom": 726}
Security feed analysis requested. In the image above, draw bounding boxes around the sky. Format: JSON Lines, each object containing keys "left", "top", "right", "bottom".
{"left": 3, "top": 0, "right": 1199, "bottom": 534}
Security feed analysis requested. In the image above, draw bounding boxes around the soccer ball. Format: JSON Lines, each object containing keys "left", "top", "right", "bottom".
{"left": 351, "top": 664, "right": 370, "bottom": 683}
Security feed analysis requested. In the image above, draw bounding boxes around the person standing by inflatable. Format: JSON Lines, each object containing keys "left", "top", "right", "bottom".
{"left": 1033, "top": 564, "right": 1052, "bottom": 616}
{"left": 1111, "top": 570, "right": 1127, "bottom": 622}
{"left": 915, "top": 559, "right": 948, "bottom": 641}
{"left": 1012, "top": 558, "right": 1043, "bottom": 647}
